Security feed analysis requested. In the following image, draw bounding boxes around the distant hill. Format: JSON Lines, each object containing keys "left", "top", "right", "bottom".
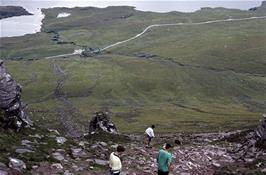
{"left": 0, "top": 6, "right": 32, "bottom": 19}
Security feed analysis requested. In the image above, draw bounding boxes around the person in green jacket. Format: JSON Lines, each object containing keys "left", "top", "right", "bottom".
{"left": 157, "top": 143, "right": 173, "bottom": 175}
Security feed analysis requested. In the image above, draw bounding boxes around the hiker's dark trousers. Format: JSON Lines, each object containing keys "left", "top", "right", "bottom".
{"left": 110, "top": 170, "right": 120, "bottom": 175}
{"left": 158, "top": 170, "right": 169, "bottom": 175}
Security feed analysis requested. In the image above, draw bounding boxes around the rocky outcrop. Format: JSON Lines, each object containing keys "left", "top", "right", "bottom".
{"left": 0, "top": 6, "right": 32, "bottom": 19}
{"left": 89, "top": 111, "right": 118, "bottom": 134}
{"left": 231, "top": 114, "right": 266, "bottom": 157}
{"left": 0, "top": 59, "right": 32, "bottom": 130}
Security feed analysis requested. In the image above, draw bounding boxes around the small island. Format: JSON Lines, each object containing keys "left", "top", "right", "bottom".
{"left": 0, "top": 6, "right": 32, "bottom": 20}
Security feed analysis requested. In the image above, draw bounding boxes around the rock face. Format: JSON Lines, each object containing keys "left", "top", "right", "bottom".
{"left": 222, "top": 114, "right": 266, "bottom": 167}
{"left": 241, "top": 114, "right": 266, "bottom": 152}
{"left": 255, "top": 114, "right": 266, "bottom": 142}
{"left": 0, "top": 60, "right": 32, "bottom": 130}
{"left": 89, "top": 111, "right": 118, "bottom": 134}
{"left": 0, "top": 6, "right": 32, "bottom": 19}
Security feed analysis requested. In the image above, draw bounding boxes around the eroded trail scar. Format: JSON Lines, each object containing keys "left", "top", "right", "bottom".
{"left": 52, "top": 61, "right": 83, "bottom": 138}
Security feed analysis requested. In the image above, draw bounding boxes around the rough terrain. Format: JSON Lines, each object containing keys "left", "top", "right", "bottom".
{"left": 0, "top": 127, "right": 265, "bottom": 175}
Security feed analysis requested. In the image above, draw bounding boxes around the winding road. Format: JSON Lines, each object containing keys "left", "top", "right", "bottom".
{"left": 45, "top": 16, "right": 266, "bottom": 59}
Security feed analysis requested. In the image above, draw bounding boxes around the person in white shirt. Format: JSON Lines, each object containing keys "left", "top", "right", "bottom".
{"left": 145, "top": 125, "right": 155, "bottom": 147}
{"left": 109, "top": 145, "right": 125, "bottom": 175}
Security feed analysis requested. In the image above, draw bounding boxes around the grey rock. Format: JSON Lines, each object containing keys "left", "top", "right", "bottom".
{"left": 51, "top": 163, "right": 63, "bottom": 169}
{"left": 180, "top": 173, "right": 190, "bottom": 175}
{"left": 71, "top": 148, "right": 87, "bottom": 158}
{"left": 15, "top": 148, "right": 33, "bottom": 154}
{"left": 94, "top": 159, "right": 109, "bottom": 166}
{"left": 52, "top": 152, "right": 65, "bottom": 161}
{"left": 64, "top": 170, "right": 73, "bottom": 175}
{"left": 48, "top": 129, "right": 60, "bottom": 135}
{"left": 56, "top": 137, "right": 67, "bottom": 144}
{"left": 261, "top": 168, "right": 266, "bottom": 173}
{"left": 29, "top": 134, "right": 43, "bottom": 139}
{"left": 111, "top": 144, "right": 119, "bottom": 149}
{"left": 212, "top": 162, "right": 221, "bottom": 168}
{"left": 21, "top": 140, "right": 32, "bottom": 145}
{"left": 78, "top": 141, "right": 85, "bottom": 147}
{"left": 0, "top": 170, "right": 8, "bottom": 175}
{"left": 99, "top": 141, "right": 108, "bottom": 147}
{"left": 0, "top": 162, "right": 7, "bottom": 168}
{"left": 0, "top": 60, "right": 32, "bottom": 130}
{"left": 90, "top": 144, "right": 99, "bottom": 149}
{"left": 32, "top": 165, "right": 38, "bottom": 169}
{"left": 21, "top": 140, "right": 33, "bottom": 149}
{"left": 8, "top": 157, "right": 26, "bottom": 171}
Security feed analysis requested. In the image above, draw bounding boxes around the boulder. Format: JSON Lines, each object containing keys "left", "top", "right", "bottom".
{"left": 8, "top": 158, "right": 26, "bottom": 171}
{"left": 0, "top": 60, "right": 32, "bottom": 130}
{"left": 89, "top": 111, "right": 118, "bottom": 134}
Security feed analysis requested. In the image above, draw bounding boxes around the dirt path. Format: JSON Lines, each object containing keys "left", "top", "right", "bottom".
{"left": 52, "top": 61, "right": 83, "bottom": 138}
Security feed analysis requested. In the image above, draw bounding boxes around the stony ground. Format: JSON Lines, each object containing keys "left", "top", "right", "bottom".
{"left": 1, "top": 129, "right": 265, "bottom": 175}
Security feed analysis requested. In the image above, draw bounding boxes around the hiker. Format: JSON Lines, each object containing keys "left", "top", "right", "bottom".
{"left": 109, "top": 145, "right": 125, "bottom": 175}
{"left": 145, "top": 125, "right": 155, "bottom": 147}
{"left": 157, "top": 143, "right": 173, "bottom": 175}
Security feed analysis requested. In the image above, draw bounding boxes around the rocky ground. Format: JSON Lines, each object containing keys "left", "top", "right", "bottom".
{"left": 0, "top": 128, "right": 265, "bottom": 175}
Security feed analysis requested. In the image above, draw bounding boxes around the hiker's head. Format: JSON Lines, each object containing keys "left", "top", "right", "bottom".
{"left": 151, "top": 125, "right": 155, "bottom": 129}
{"left": 116, "top": 145, "right": 125, "bottom": 153}
{"left": 164, "top": 143, "right": 172, "bottom": 151}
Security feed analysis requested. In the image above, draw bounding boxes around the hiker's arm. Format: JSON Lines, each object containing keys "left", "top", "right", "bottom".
{"left": 168, "top": 156, "right": 173, "bottom": 171}
{"left": 151, "top": 130, "right": 155, "bottom": 137}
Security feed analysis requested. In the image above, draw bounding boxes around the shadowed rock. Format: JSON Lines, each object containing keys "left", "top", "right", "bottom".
{"left": 89, "top": 111, "right": 118, "bottom": 134}
{"left": 225, "top": 114, "right": 266, "bottom": 161}
{"left": 0, "top": 59, "right": 32, "bottom": 130}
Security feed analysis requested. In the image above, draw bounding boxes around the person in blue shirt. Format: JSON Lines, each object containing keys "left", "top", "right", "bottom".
{"left": 157, "top": 143, "right": 173, "bottom": 175}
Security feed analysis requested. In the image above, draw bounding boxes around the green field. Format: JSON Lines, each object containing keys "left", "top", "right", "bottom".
{"left": 1, "top": 4, "right": 265, "bottom": 134}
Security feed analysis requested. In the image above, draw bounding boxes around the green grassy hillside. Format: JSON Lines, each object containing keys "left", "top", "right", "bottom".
{"left": 1, "top": 3, "right": 265, "bottom": 134}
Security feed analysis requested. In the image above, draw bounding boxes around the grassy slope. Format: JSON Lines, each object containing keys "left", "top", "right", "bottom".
{"left": 1, "top": 4, "right": 266, "bottom": 133}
